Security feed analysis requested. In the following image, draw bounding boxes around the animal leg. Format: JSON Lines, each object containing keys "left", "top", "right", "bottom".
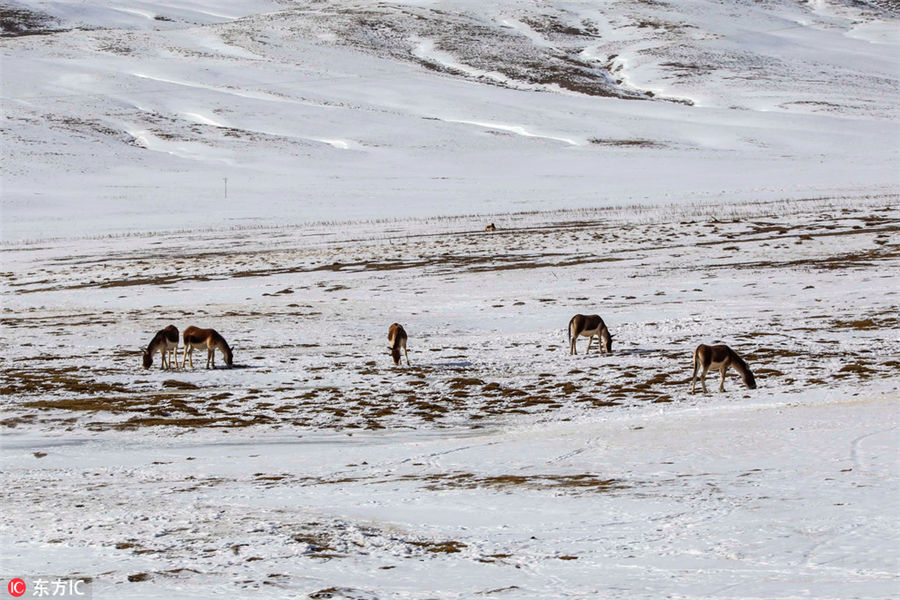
{"left": 184, "top": 347, "right": 193, "bottom": 369}
{"left": 690, "top": 360, "right": 699, "bottom": 394}
{"left": 700, "top": 365, "right": 709, "bottom": 393}
{"left": 718, "top": 366, "right": 727, "bottom": 392}
{"left": 569, "top": 336, "right": 576, "bottom": 355}
{"left": 585, "top": 335, "right": 593, "bottom": 355}
{"left": 404, "top": 344, "right": 410, "bottom": 366}
{"left": 207, "top": 348, "right": 214, "bottom": 369}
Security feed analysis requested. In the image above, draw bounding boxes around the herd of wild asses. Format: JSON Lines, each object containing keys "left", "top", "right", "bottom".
{"left": 143, "top": 314, "right": 757, "bottom": 395}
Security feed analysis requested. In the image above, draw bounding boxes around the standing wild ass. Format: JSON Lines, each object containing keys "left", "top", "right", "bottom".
{"left": 690, "top": 344, "right": 756, "bottom": 393}
{"left": 568, "top": 314, "right": 613, "bottom": 355}
{"left": 388, "top": 323, "right": 409, "bottom": 365}
{"left": 142, "top": 325, "right": 179, "bottom": 369}
{"left": 182, "top": 326, "right": 233, "bottom": 369}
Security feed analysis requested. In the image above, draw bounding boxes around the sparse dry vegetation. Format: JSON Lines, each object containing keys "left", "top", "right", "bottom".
{"left": 2, "top": 197, "right": 896, "bottom": 432}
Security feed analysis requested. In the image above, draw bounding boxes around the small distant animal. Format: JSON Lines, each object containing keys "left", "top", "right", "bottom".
{"left": 568, "top": 314, "right": 613, "bottom": 355}
{"left": 485, "top": 223, "right": 496, "bottom": 231}
{"left": 388, "top": 323, "right": 409, "bottom": 366}
{"left": 690, "top": 344, "right": 756, "bottom": 393}
{"left": 142, "top": 325, "right": 179, "bottom": 370}
{"left": 182, "top": 326, "right": 233, "bottom": 369}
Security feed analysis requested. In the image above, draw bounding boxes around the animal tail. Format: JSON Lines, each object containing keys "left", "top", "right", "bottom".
{"left": 567, "top": 317, "right": 573, "bottom": 345}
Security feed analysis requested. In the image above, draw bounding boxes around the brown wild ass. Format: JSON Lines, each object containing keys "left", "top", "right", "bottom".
{"left": 568, "top": 314, "right": 613, "bottom": 355}
{"left": 690, "top": 344, "right": 756, "bottom": 393}
{"left": 182, "top": 326, "right": 233, "bottom": 369}
{"left": 485, "top": 223, "right": 496, "bottom": 231}
{"left": 142, "top": 325, "right": 179, "bottom": 370}
{"left": 388, "top": 323, "right": 409, "bottom": 365}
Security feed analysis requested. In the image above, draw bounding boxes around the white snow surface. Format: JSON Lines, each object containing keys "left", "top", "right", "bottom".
{"left": 2, "top": 197, "right": 899, "bottom": 598}
{"left": 1, "top": 1, "right": 900, "bottom": 598}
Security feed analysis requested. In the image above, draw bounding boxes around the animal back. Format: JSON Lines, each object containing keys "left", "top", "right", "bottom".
{"left": 388, "top": 323, "right": 407, "bottom": 347}
{"left": 571, "top": 314, "right": 604, "bottom": 335}
{"left": 163, "top": 325, "right": 179, "bottom": 344}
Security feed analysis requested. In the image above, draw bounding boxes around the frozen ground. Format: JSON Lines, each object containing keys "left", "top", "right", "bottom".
{"left": 2, "top": 196, "right": 899, "bottom": 598}
{"left": 2, "top": 0, "right": 900, "bottom": 598}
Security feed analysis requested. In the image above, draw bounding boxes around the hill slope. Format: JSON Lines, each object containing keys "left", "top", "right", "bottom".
{"left": 1, "top": 0, "right": 898, "bottom": 240}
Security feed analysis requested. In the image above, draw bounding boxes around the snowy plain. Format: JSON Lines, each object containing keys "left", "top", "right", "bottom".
{"left": 2, "top": 0, "right": 900, "bottom": 599}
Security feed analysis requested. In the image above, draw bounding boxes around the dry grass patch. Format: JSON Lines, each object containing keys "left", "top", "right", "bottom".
{"left": 418, "top": 471, "right": 627, "bottom": 494}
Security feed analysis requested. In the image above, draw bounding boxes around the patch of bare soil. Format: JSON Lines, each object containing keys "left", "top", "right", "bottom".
{"left": 832, "top": 314, "right": 899, "bottom": 331}
{"left": 0, "top": 355, "right": 679, "bottom": 431}
{"left": 0, "top": 5, "right": 63, "bottom": 37}
{"left": 589, "top": 138, "right": 664, "bottom": 148}
{"left": 245, "top": 5, "right": 649, "bottom": 100}
{"left": 418, "top": 472, "right": 627, "bottom": 494}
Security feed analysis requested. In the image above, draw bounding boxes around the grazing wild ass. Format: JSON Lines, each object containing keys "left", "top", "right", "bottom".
{"left": 690, "top": 344, "right": 756, "bottom": 393}
{"left": 568, "top": 314, "right": 613, "bottom": 355}
{"left": 388, "top": 323, "right": 409, "bottom": 365}
{"left": 485, "top": 223, "right": 496, "bottom": 232}
{"left": 182, "top": 326, "right": 233, "bottom": 369}
{"left": 142, "top": 325, "right": 179, "bottom": 370}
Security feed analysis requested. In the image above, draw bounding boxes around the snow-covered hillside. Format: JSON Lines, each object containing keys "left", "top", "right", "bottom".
{"left": 1, "top": 2, "right": 899, "bottom": 599}
{"left": 2, "top": 0, "right": 898, "bottom": 240}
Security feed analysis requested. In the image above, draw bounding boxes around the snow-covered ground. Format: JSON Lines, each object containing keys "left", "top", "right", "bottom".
{"left": 3, "top": 197, "right": 899, "bottom": 598}
{"left": 2, "top": 392, "right": 897, "bottom": 599}
{"left": 2, "top": 1, "right": 899, "bottom": 598}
